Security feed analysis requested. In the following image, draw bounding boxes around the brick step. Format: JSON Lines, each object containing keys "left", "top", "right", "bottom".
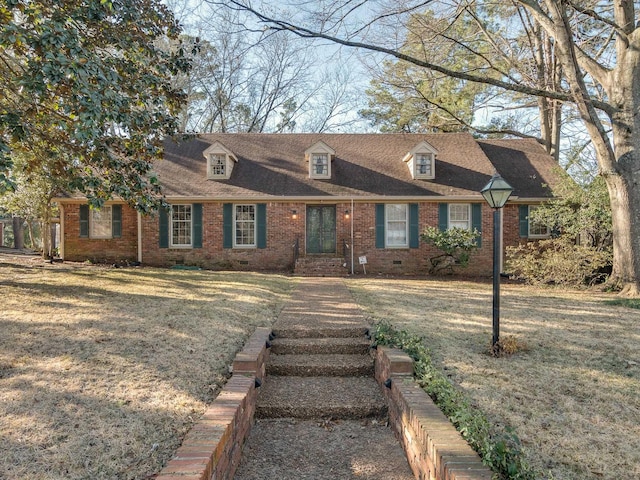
{"left": 270, "top": 337, "right": 371, "bottom": 355}
{"left": 272, "top": 325, "right": 367, "bottom": 339}
{"left": 294, "top": 257, "right": 347, "bottom": 276}
{"left": 256, "top": 376, "right": 387, "bottom": 419}
{"left": 266, "top": 354, "right": 374, "bottom": 377}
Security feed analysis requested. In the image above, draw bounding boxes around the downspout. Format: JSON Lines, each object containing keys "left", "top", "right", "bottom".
{"left": 350, "top": 198, "right": 354, "bottom": 275}
{"left": 59, "top": 204, "right": 65, "bottom": 259}
{"left": 137, "top": 211, "right": 143, "bottom": 264}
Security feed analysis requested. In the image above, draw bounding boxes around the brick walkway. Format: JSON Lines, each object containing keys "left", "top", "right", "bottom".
{"left": 233, "top": 277, "right": 415, "bottom": 480}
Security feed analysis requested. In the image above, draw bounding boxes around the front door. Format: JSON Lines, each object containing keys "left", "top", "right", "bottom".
{"left": 306, "top": 206, "right": 336, "bottom": 254}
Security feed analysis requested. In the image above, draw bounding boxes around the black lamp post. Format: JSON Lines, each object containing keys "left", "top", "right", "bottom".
{"left": 480, "top": 173, "right": 514, "bottom": 351}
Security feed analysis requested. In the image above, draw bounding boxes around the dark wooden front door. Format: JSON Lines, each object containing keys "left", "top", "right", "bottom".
{"left": 306, "top": 206, "right": 336, "bottom": 254}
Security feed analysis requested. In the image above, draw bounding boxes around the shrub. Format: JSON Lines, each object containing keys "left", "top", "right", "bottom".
{"left": 372, "top": 321, "right": 535, "bottom": 480}
{"left": 421, "top": 226, "right": 479, "bottom": 273}
{"left": 490, "top": 335, "right": 528, "bottom": 357}
{"left": 506, "top": 237, "right": 611, "bottom": 287}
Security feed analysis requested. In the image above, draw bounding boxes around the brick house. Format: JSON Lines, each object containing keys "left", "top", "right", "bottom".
{"left": 56, "top": 133, "right": 560, "bottom": 275}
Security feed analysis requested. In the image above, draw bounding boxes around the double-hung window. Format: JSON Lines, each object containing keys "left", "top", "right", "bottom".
{"left": 171, "top": 204, "right": 192, "bottom": 247}
{"left": 234, "top": 204, "right": 256, "bottom": 247}
{"left": 90, "top": 206, "right": 113, "bottom": 238}
{"left": 528, "top": 206, "right": 550, "bottom": 237}
{"left": 386, "top": 204, "right": 408, "bottom": 247}
{"left": 312, "top": 154, "right": 329, "bottom": 176}
{"left": 416, "top": 153, "right": 433, "bottom": 177}
{"left": 448, "top": 204, "right": 471, "bottom": 230}
{"left": 209, "top": 154, "right": 226, "bottom": 177}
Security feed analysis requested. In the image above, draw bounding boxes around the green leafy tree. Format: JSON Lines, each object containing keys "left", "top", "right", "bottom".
{"left": 0, "top": 143, "right": 69, "bottom": 257}
{"left": 0, "top": 0, "right": 193, "bottom": 211}
{"left": 360, "top": 10, "right": 496, "bottom": 133}
{"left": 507, "top": 172, "right": 612, "bottom": 286}
{"left": 421, "top": 226, "right": 480, "bottom": 273}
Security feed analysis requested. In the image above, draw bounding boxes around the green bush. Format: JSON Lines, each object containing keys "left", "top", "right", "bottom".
{"left": 372, "top": 321, "right": 535, "bottom": 480}
{"left": 421, "top": 226, "right": 479, "bottom": 272}
{"left": 506, "top": 237, "right": 611, "bottom": 286}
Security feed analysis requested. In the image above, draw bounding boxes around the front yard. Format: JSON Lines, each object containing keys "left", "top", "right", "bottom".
{"left": 0, "top": 255, "right": 638, "bottom": 480}
{"left": 0, "top": 256, "right": 292, "bottom": 480}
{"left": 348, "top": 278, "right": 640, "bottom": 480}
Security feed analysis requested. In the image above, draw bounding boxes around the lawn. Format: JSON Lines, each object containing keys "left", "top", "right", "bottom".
{"left": 347, "top": 278, "right": 640, "bottom": 480}
{"left": 0, "top": 255, "right": 293, "bottom": 480}
{"left": 2, "top": 255, "right": 639, "bottom": 480}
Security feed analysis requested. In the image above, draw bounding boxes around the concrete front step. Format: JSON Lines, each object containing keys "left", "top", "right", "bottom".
{"left": 267, "top": 353, "right": 374, "bottom": 377}
{"left": 270, "top": 337, "right": 371, "bottom": 355}
{"left": 256, "top": 376, "right": 388, "bottom": 419}
{"left": 272, "top": 325, "right": 368, "bottom": 339}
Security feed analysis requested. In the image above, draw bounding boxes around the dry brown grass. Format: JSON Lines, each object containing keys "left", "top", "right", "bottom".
{"left": 348, "top": 278, "right": 640, "bottom": 480}
{"left": 0, "top": 254, "right": 293, "bottom": 480}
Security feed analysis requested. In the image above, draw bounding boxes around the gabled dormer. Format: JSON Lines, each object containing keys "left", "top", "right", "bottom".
{"left": 305, "top": 141, "right": 335, "bottom": 179}
{"left": 203, "top": 141, "right": 237, "bottom": 180}
{"left": 403, "top": 141, "right": 438, "bottom": 180}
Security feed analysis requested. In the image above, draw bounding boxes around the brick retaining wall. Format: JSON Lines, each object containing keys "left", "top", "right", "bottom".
{"left": 375, "top": 346, "right": 493, "bottom": 480}
{"left": 156, "top": 327, "right": 272, "bottom": 480}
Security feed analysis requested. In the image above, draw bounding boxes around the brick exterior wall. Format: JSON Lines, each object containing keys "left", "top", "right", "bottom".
{"left": 62, "top": 201, "right": 533, "bottom": 276}
{"left": 62, "top": 203, "right": 138, "bottom": 263}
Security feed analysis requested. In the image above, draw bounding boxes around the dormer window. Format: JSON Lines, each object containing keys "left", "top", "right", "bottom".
{"left": 416, "top": 153, "right": 433, "bottom": 176}
{"left": 203, "top": 141, "right": 237, "bottom": 180}
{"left": 209, "top": 154, "right": 226, "bottom": 176}
{"left": 312, "top": 153, "right": 329, "bottom": 176}
{"left": 403, "top": 141, "right": 438, "bottom": 180}
{"left": 305, "top": 141, "right": 335, "bottom": 179}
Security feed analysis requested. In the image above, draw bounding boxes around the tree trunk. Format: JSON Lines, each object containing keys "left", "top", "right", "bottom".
{"left": 604, "top": 171, "right": 640, "bottom": 296}
{"left": 12, "top": 216, "right": 24, "bottom": 250}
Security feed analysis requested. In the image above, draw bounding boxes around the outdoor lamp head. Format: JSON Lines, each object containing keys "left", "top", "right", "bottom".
{"left": 481, "top": 173, "right": 514, "bottom": 209}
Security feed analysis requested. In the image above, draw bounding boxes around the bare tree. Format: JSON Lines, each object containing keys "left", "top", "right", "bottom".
{"left": 170, "top": 4, "right": 363, "bottom": 133}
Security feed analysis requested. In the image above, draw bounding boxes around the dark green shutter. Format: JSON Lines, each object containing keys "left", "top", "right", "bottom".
{"left": 257, "top": 203, "right": 267, "bottom": 249}
{"left": 159, "top": 207, "right": 169, "bottom": 248}
{"left": 471, "top": 203, "right": 482, "bottom": 247}
{"left": 223, "top": 203, "right": 233, "bottom": 248}
{"left": 192, "top": 203, "right": 202, "bottom": 248}
{"left": 79, "top": 204, "right": 89, "bottom": 238}
{"left": 409, "top": 203, "right": 419, "bottom": 249}
{"left": 375, "top": 204, "right": 385, "bottom": 248}
{"left": 519, "top": 205, "right": 529, "bottom": 237}
{"left": 438, "top": 203, "right": 448, "bottom": 231}
{"left": 112, "top": 205, "right": 122, "bottom": 238}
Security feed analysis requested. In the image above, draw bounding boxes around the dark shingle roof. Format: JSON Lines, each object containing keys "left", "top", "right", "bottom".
{"left": 155, "top": 133, "right": 557, "bottom": 200}
{"left": 477, "top": 138, "right": 558, "bottom": 198}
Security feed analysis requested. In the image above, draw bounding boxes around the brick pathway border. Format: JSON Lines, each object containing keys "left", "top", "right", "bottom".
{"left": 155, "top": 327, "right": 271, "bottom": 480}
{"left": 155, "top": 278, "right": 494, "bottom": 480}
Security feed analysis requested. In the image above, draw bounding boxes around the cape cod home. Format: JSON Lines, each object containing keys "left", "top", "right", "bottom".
{"left": 55, "top": 133, "right": 560, "bottom": 276}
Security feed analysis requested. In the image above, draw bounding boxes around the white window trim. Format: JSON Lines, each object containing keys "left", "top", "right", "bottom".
{"left": 89, "top": 206, "right": 113, "bottom": 239}
{"left": 310, "top": 153, "right": 330, "bottom": 179}
{"left": 233, "top": 204, "right": 257, "bottom": 249}
{"left": 170, "top": 204, "right": 193, "bottom": 248}
{"left": 385, "top": 204, "right": 409, "bottom": 248}
{"left": 527, "top": 206, "right": 551, "bottom": 238}
{"left": 448, "top": 203, "right": 472, "bottom": 231}
{"left": 403, "top": 141, "right": 438, "bottom": 180}
{"left": 207, "top": 153, "right": 228, "bottom": 179}
{"left": 203, "top": 141, "right": 237, "bottom": 180}
{"left": 305, "top": 141, "right": 335, "bottom": 179}
{"left": 414, "top": 152, "right": 434, "bottom": 179}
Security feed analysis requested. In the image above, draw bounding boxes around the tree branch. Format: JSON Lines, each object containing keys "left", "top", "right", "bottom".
{"left": 220, "top": 0, "right": 615, "bottom": 115}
